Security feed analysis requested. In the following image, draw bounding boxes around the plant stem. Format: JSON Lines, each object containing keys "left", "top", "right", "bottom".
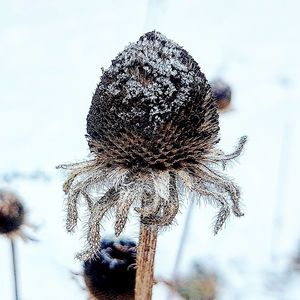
{"left": 135, "top": 223, "right": 158, "bottom": 300}
{"left": 11, "top": 239, "right": 19, "bottom": 300}
{"left": 172, "top": 201, "right": 194, "bottom": 278}
{"left": 271, "top": 122, "right": 289, "bottom": 263}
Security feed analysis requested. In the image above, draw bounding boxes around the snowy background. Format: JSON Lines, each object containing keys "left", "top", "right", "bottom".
{"left": 1, "top": 0, "right": 300, "bottom": 299}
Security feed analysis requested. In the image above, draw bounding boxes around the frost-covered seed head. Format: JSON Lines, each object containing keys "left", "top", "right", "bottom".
{"left": 87, "top": 31, "right": 219, "bottom": 171}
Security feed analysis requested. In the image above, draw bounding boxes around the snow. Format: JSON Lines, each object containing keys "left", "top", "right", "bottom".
{"left": 1, "top": 0, "right": 300, "bottom": 299}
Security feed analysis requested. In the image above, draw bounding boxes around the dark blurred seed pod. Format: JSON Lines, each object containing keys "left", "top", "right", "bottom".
{"left": 210, "top": 78, "right": 232, "bottom": 112}
{"left": 60, "top": 31, "right": 246, "bottom": 260}
{"left": 83, "top": 238, "right": 136, "bottom": 300}
{"left": 0, "top": 190, "right": 25, "bottom": 238}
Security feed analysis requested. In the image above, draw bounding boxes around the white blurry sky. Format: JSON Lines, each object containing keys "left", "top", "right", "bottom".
{"left": 1, "top": 0, "right": 300, "bottom": 299}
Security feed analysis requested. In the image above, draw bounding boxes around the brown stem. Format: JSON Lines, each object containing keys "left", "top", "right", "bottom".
{"left": 135, "top": 223, "right": 158, "bottom": 300}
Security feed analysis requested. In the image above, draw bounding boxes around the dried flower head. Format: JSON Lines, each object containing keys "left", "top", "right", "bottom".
{"left": 59, "top": 31, "right": 246, "bottom": 260}
{"left": 210, "top": 79, "right": 232, "bottom": 111}
{"left": 0, "top": 190, "right": 25, "bottom": 239}
{"left": 175, "top": 263, "right": 218, "bottom": 300}
{"left": 83, "top": 238, "right": 136, "bottom": 300}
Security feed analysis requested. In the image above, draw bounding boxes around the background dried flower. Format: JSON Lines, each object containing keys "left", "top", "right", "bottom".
{"left": 210, "top": 78, "right": 232, "bottom": 112}
{"left": 0, "top": 190, "right": 25, "bottom": 239}
{"left": 175, "top": 263, "right": 218, "bottom": 300}
{"left": 59, "top": 31, "right": 246, "bottom": 261}
{"left": 0, "top": 190, "right": 35, "bottom": 300}
{"left": 83, "top": 238, "right": 136, "bottom": 300}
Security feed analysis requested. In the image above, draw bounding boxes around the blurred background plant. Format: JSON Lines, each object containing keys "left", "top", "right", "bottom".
{"left": 0, "top": 190, "right": 36, "bottom": 300}
{"left": 210, "top": 79, "right": 232, "bottom": 112}
{"left": 161, "top": 263, "right": 218, "bottom": 300}
{"left": 176, "top": 263, "right": 217, "bottom": 300}
{"left": 79, "top": 238, "right": 136, "bottom": 300}
{"left": 0, "top": 191, "right": 26, "bottom": 239}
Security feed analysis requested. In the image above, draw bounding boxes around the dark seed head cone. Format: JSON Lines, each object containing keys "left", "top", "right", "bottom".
{"left": 87, "top": 31, "right": 219, "bottom": 171}
{"left": 0, "top": 191, "right": 25, "bottom": 235}
{"left": 83, "top": 239, "right": 136, "bottom": 300}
